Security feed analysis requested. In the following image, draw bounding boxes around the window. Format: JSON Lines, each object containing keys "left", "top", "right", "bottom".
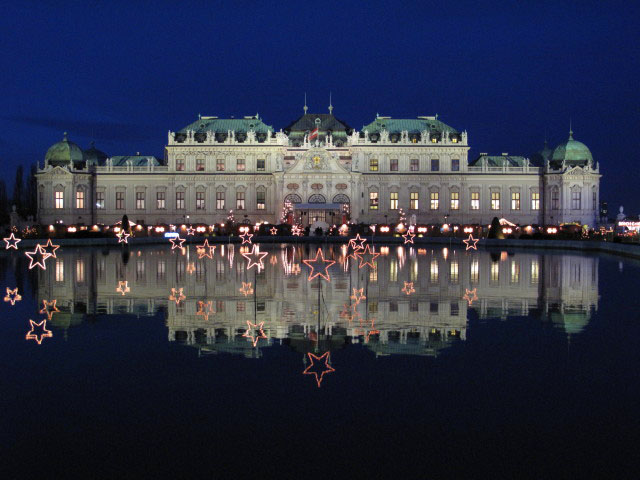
{"left": 390, "top": 192, "right": 398, "bottom": 210}
{"left": 592, "top": 191, "right": 597, "bottom": 210}
{"left": 157, "top": 191, "right": 166, "bottom": 210}
{"left": 369, "top": 159, "right": 378, "bottom": 171}
{"left": 410, "top": 158, "right": 419, "bottom": 171}
{"left": 451, "top": 159, "right": 460, "bottom": 171}
{"left": 450, "top": 260, "right": 459, "bottom": 283}
{"left": 257, "top": 159, "right": 265, "bottom": 171}
{"left": 116, "top": 191, "right": 125, "bottom": 210}
{"left": 176, "top": 191, "right": 185, "bottom": 210}
{"left": 96, "top": 191, "right": 105, "bottom": 209}
{"left": 572, "top": 191, "right": 581, "bottom": 210}
{"left": 451, "top": 192, "right": 459, "bottom": 210}
{"left": 196, "top": 158, "right": 205, "bottom": 171}
{"left": 430, "top": 192, "right": 439, "bottom": 210}
{"left": 471, "top": 192, "right": 479, "bottom": 210}
{"left": 236, "top": 158, "right": 245, "bottom": 171}
{"left": 511, "top": 192, "right": 520, "bottom": 210}
{"left": 390, "top": 158, "right": 398, "bottom": 171}
{"left": 216, "top": 158, "right": 225, "bottom": 171}
{"left": 470, "top": 259, "right": 479, "bottom": 283}
{"left": 490, "top": 261, "right": 499, "bottom": 283}
{"left": 176, "top": 158, "right": 185, "bottom": 171}
{"left": 55, "top": 259, "right": 64, "bottom": 282}
{"left": 216, "top": 191, "right": 225, "bottom": 210}
{"left": 431, "top": 159, "right": 439, "bottom": 171}
{"left": 75, "top": 190, "right": 84, "bottom": 209}
{"left": 430, "top": 259, "right": 438, "bottom": 283}
{"left": 55, "top": 191, "right": 64, "bottom": 209}
{"left": 369, "top": 192, "right": 378, "bottom": 210}
{"left": 136, "top": 192, "right": 145, "bottom": 210}
{"left": 532, "top": 192, "right": 540, "bottom": 210}
{"left": 552, "top": 189, "right": 559, "bottom": 210}
{"left": 410, "top": 192, "right": 419, "bottom": 210}
{"left": 196, "top": 191, "right": 205, "bottom": 210}
{"left": 510, "top": 261, "right": 520, "bottom": 284}
{"left": 257, "top": 191, "right": 265, "bottom": 210}
{"left": 236, "top": 191, "right": 245, "bottom": 210}
{"left": 491, "top": 192, "right": 500, "bottom": 210}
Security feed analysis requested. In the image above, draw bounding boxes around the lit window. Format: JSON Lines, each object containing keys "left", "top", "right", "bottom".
{"left": 389, "top": 259, "right": 397, "bottom": 282}
{"left": 390, "top": 158, "right": 398, "bottom": 171}
{"left": 96, "top": 191, "right": 105, "bottom": 209}
{"left": 452, "top": 137, "right": 458, "bottom": 143}
{"left": 431, "top": 159, "right": 439, "bottom": 171}
{"left": 236, "top": 191, "right": 245, "bottom": 210}
{"left": 491, "top": 192, "right": 500, "bottom": 210}
{"left": 216, "top": 191, "right": 225, "bottom": 210}
{"left": 156, "top": 191, "right": 166, "bottom": 210}
{"left": 430, "top": 192, "right": 439, "bottom": 210}
{"left": 76, "top": 259, "right": 85, "bottom": 283}
{"left": 450, "top": 260, "right": 459, "bottom": 283}
{"left": 369, "top": 192, "right": 379, "bottom": 210}
{"left": 176, "top": 158, "right": 185, "bottom": 171}
{"left": 216, "top": 158, "right": 225, "bottom": 171}
{"left": 196, "top": 158, "right": 205, "bottom": 171}
{"left": 532, "top": 192, "right": 540, "bottom": 210}
{"left": 257, "top": 191, "right": 265, "bottom": 210}
{"left": 592, "top": 191, "right": 597, "bottom": 210}
{"left": 236, "top": 158, "right": 245, "bottom": 171}
{"left": 510, "top": 261, "right": 520, "bottom": 283}
{"left": 451, "top": 159, "right": 460, "bottom": 171}
{"left": 531, "top": 260, "right": 539, "bottom": 284}
{"left": 55, "top": 259, "right": 64, "bottom": 282}
{"left": 75, "top": 190, "right": 84, "bottom": 209}
{"left": 176, "top": 191, "right": 185, "bottom": 210}
{"left": 196, "top": 191, "right": 205, "bottom": 210}
{"left": 116, "top": 191, "right": 125, "bottom": 210}
{"left": 490, "top": 261, "right": 499, "bottom": 283}
{"left": 410, "top": 159, "right": 419, "bottom": 171}
{"left": 431, "top": 136, "right": 437, "bottom": 143}
{"left": 471, "top": 192, "right": 480, "bottom": 210}
{"left": 410, "top": 192, "right": 419, "bottom": 210}
{"left": 511, "top": 192, "right": 520, "bottom": 210}
{"left": 257, "top": 159, "right": 265, "bottom": 171}
{"left": 136, "top": 192, "right": 145, "bottom": 210}
{"left": 572, "top": 191, "right": 581, "bottom": 210}
{"left": 369, "top": 159, "right": 378, "bottom": 171}
{"left": 470, "top": 259, "right": 479, "bottom": 283}
{"left": 430, "top": 259, "right": 438, "bottom": 283}
{"left": 451, "top": 192, "right": 459, "bottom": 210}
{"left": 55, "top": 191, "right": 64, "bottom": 209}
{"left": 390, "top": 192, "right": 398, "bottom": 210}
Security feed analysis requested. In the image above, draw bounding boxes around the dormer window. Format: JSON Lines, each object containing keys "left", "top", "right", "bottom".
{"left": 431, "top": 137, "right": 437, "bottom": 143}
{"left": 452, "top": 137, "right": 458, "bottom": 143}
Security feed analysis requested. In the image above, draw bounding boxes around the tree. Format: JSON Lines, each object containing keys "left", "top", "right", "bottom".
{"left": 487, "top": 217, "right": 504, "bottom": 239}
{"left": 25, "top": 164, "right": 37, "bottom": 219}
{"left": 0, "top": 180, "right": 8, "bottom": 225}
{"left": 12, "top": 165, "right": 24, "bottom": 215}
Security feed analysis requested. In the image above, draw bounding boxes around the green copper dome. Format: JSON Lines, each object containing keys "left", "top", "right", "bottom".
{"left": 45, "top": 132, "right": 85, "bottom": 167}
{"left": 84, "top": 141, "right": 108, "bottom": 166}
{"left": 551, "top": 131, "right": 593, "bottom": 168}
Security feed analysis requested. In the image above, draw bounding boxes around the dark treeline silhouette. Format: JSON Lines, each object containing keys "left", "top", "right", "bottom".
{"left": 0, "top": 164, "right": 37, "bottom": 225}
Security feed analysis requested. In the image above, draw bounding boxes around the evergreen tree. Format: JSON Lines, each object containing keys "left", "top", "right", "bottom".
{"left": 25, "top": 164, "right": 37, "bottom": 219}
{"left": 12, "top": 165, "right": 24, "bottom": 215}
{"left": 0, "top": 180, "right": 8, "bottom": 225}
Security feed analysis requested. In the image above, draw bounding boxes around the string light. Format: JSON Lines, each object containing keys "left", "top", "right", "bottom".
{"left": 240, "top": 231, "right": 253, "bottom": 244}
{"left": 25, "top": 244, "right": 51, "bottom": 270}
{"left": 25, "top": 319, "right": 53, "bottom": 345}
{"left": 3, "top": 287, "right": 22, "bottom": 305}
{"left": 303, "top": 248, "right": 336, "bottom": 281}
{"left": 270, "top": 226, "right": 278, "bottom": 235}
{"left": 43, "top": 238, "right": 61, "bottom": 258}
{"left": 463, "top": 234, "right": 479, "bottom": 250}
{"left": 355, "top": 244, "right": 380, "bottom": 269}
{"left": 169, "top": 287, "right": 186, "bottom": 305}
{"left": 348, "top": 234, "right": 367, "bottom": 250}
{"left": 169, "top": 235, "right": 186, "bottom": 249}
{"left": 116, "top": 281, "right": 130, "bottom": 295}
{"left": 196, "top": 300, "right": 214, "bottom": 321}
{"left": 402, "top": 231, "right": 415, "bottom": 244}
{"left": 241, "top": 245, "right": 268, "bottom": 271}
{"left": 401, "top": 281, "right": 415, "bottom": 295}
{"left": 239, "top": 282, "right": 254, "bottom": 296}
{"left": 116, "top": 230, "right": 130, "bottom": 244}
{"left": 463, "top": 288, "right": 478, "bottom": 306}
{"left": 40, "top": 299, "right": 60, "bottom": 320}
{"left": 3, "top": 232, "right": 21, "bottom": 249}
{"left": 196, "top": 239, "right": 216, "bottom": 259}
{"left": 303, "top": 351, "right": 335, "bottom": 388}
{"left": 243, "top": 320, "right": 267, "bottom": 347}
{"left": 350, "top": 288, "right": 366, "bottom": 304}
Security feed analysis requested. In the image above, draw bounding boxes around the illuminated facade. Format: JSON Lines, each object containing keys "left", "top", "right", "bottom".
{"left": 36, "top": 109, "right": 601, "bottom": 227}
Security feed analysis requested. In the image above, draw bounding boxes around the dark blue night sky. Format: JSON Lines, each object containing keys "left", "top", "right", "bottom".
{"left": 1, "top": 1, "right": 638, "bottom": 212}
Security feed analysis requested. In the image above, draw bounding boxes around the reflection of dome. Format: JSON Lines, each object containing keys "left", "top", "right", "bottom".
{"left": 551, "top": 310, "right": 590, "bottom": 335}
{"left": 551, "top": 130, "right": 593, "bottom": 168}
{"left": 84, "top": 141, "right": 108, "bottom": 166}
{"left": 45, "top": 132, "right": 85, "bottom": 167}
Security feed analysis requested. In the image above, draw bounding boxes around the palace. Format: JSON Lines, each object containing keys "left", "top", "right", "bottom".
{"left": 36, "top": 106, "right": 601, "bottom": 228}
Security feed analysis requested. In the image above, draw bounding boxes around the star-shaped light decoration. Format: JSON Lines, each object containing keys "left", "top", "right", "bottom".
{"left": 25, "top": 319, "right": 53, "bottom": 345}
{"left": 3, "top": 232, "right": 21, "bottom": 250}
{"left": 402, "top": 230, "right": 415, "bottom": 244}
{"left": 355, "top": 244, "right": 380, "bottom": 269}
{"left": 196, "top": 239, "right": 216, "bottom": 259}
{"left": 169, "top": 224, "right": 176, "bottom": 231}
{"left": 186, "top": 262, "right": 196, "bottom": 275}
{"left": 401, "top": 281, "right": 415, "bottom": 295}
{"left": 116, "top": 230, "right": 130, "bottom": 244}
{"left": 365, "top": 318, "right": 380, "bottom": 343}
{"left": 243, "top": 320, "right": 267, "bottom": 347}
{"left": 169, "top": 287, "right": 186, "bottom": 305}
{"left": 25, "top": 244, "right": 51, "bottom": 270}
{"left": 169, "top": 235, "right": 186, "bottom": 250}
{"left": 196, "top": 300, "right": 214, "bottom": 321}
{"left": 270, "top": 226, "right": 278, "bottom": 235}
{"left": 303, "top": 248, "right": 336, "bottom": 282}
{"left": 269, "top": 254, "right": 278, "bottom": 265}
{"left": 350, "top": 288, "right": 366, "bottom": 305}
{"left": 116, "top": 281, "right": 130, "bottom": 296}
{"left": 42, "top": 238, "right": 61, "bottom": 258}
{"left": 463, "top": 234, "right": 479, "bottom": 250}
{"left": 291, "top": 224, "right": 303, "bottom": 236}
{"left": 241, "top": 245, "right": 268, "bottom": 271}
{"left": 40, "top": 299, "right": 60, "bottom": 320}
{"left": 3, "top": 287, "right": 22, "bottom": 305}
{"left": 240, "top": 231, "right": 253, "bottom": 245}
{"left": 303, "top": 351, "right": 335, "bottom": 388}
{"left": 348, "top": 234, "right": 367, "bottom": 250}
{"left": 186, "top": 226, "right": 196, "bottom": 236}
{"left": 463, "top": 288, "right": 478, "bottom": 306}
{"left": 239, "top": 282, "right": 254, "bottom": 296}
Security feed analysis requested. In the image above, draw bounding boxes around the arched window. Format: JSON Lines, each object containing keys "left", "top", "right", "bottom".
{"left": 284, "top": 194, "right": 302, "bottom": 204}
{"left": 333, "top": 194, "right": 350, "bottom": 204}
{"left": 308, "top": 194, "right": 326, "bottom": 204}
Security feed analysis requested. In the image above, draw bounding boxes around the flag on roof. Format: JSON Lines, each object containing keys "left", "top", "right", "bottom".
{"left": 309, "top": 127, "right": 319, "bottom": 141}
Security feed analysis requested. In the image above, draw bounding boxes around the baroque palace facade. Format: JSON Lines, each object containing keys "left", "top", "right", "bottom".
{"left": 36, "top": 108, "right": 602, "bottom": 227}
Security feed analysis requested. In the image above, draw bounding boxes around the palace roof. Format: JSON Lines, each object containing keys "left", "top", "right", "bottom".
{"left": 469, "top": 154, "right": 529, "bottom": 167}
{"left": 283, "top": 113, "right": 353, "bottom": 134}
{"left": 177, "top": 115, "right": 273, "bottom": 134}
{"left": 362, "top": 116, "right": 459, "bottom": 134}
{"left": 108, "top": 156, "right": 161, "bottom": 167}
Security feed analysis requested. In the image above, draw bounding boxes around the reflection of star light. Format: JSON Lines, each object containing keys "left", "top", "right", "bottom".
{"left": 40, "top": 299, "right": 60, "bottom": 320}
{"left": 355, "top": 244, "right": 380, "bottom": 269}
{"left": 239, "top": 282, "right": 254, "bottom": 296}
{"left": 43, "top": 238, "right": 61, "bottom": 258}
{"left": 350, "top": 288, "right": 366, "bottom": 304}
{"left": 186, "top": 226, "right": 196, "bottom": 235}
{"left": 463, "top": 288, "right": 478, "bottom": 306}
{"left": 186, "top": 262, "right": 196, "bottom": 275}
{"left": 269, "top": 254, "right": 278, "bottom": 265}
{"left": 243, "top": 320, "right": 267, "bottom": 347}
{"left": 4, "top": 232, "right": 21, "bottom": 249}
{"left": 169, "top": 288, "right": 186, "bottom": 305}
{"left": 116, "top": 281, "right": 130, "bottom": 295}
{"left": 25, "top": 319, "right": 53, "bottom": 345}
{"left": 348, "top": 234, "right": 367, "bottom": 250}
{"left": 196, "top": 300, "right": 214, "bottom": 321}
{"left": 303, "top": 352, "right": 335, "bottom": 388}
{"left": 240, "top": 232, "right": 253, "bottom": 244}
{"left": 25, "top": 244, "right": 51, "bottom": 270}
{"left": 401, "top": 281, "right": 415, "bottom": 295}
{"left": 463, "top": 234, "right": 479, "bottom": 250}
{"left": 241, "top": 245, "right": 268, "bottom": 271}
{"left": 116, "top": 230, "right": 130, "bottom": 243}
{"left": 3, "top": 287, "right": 22, "bottom": 305}
{"left": 303, "top": 248, "right": 336, "bottom": 281}
{"left": 170, "top": 236, "right": 186, "bottom": 249}
{"left": 196, "top": 239, "right": 216, "bottom": 259}
{"left": 270, "top": 227, "right": 278, "bottom": 235}
{"left": 402, "top": 231, "right": 415, "bottom": 244}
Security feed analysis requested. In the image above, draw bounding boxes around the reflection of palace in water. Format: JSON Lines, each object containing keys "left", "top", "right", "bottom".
{"left": 35, "top": 244, "right": 599, "bottom": 356}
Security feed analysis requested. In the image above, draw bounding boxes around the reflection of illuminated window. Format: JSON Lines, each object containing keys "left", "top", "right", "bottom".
{"left": 177, "top": 261, "right": 185, "bottom": 281}
{"left": 216, "top": 260, "right": 225, "bottom": 278}
{"left": 450, "top": 260, "right": 459, "bottom": 283}
{"left": 410, "top": 301, "right": 418, "bottom": 312}
{"left": 430, "top": 259, "right": 438, "bottom": 283}
{"left": 257, "top": 301, "right": 265, "bottom": 312}
{"left": 157, "top": 260, "right": 166, "bottom": 280}
{"left": 491, "top": 261, "right": 499, "bottom": 283}
{"left": 97, "top": 258, "right": 105, "bottom": 281}
{"left": 136, "top": 260, "right": 145, "bottom": 281}
{"left": 196, "top": 262, "right": 205, "bottom": 280}
{"left": 390, "top": 301, "right": 398, "bottom": 312}
{"left": 216, "top": 301, "right": 225, "bottom": 312}
{"left": 410, "top": 260, "right": 418, "bottom": 282}
{"left": 55, "top": 259, "right": 64, "bottom": 282}
{"left": 76, "top": 260, "right": 85, "bottom": 283}
{"left": 470, "top": 259, "right": 479, "bottom": 283}
{"left": 237, "top": 302, "right": 245, "bottom": 312}
{"left": 450, "top": 302, "right": 459, "bottom": 316}
{"left": 430, "top": 302, "right": 438, "bottom": 313}
{"left": 531, "top": 260, "right": 539, "bottom": 284}
{"left": 389, "top": 259, "right": 397, "bottom": 282}
{"left": 369, "top": 269, "right": 377, "bottom": 282}
{"left": 510, "top": 261, "right": 520, "bottom": 283}
{"left": 369, "top": 302, "right": 378, "bottom": 313}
